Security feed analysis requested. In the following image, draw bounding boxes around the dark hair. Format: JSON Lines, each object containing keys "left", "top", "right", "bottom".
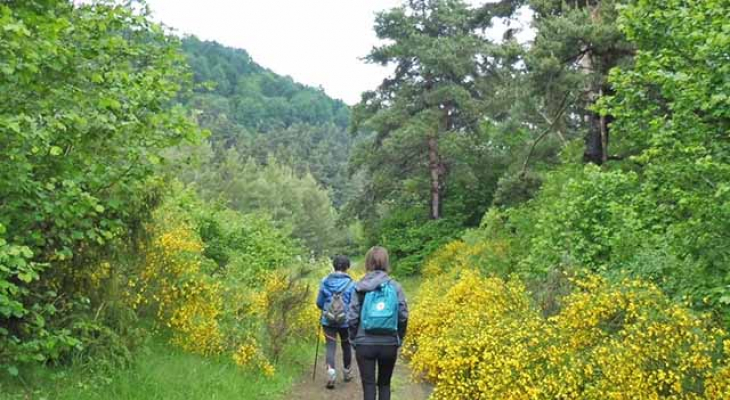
{"left": 332, "top": 255, "right": 350, "bottom": 272}
{"left": 365, "top": 246, "right": 389, "bottom": 272}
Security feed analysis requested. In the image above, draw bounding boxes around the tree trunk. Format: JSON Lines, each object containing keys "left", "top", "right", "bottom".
{"left": 599, "top": 88, "right": 608, "bottom": 164}
{"left": 583, "top": 6, "right": 610, "bottom": 165}
{"left": 583, "top": 86, "right": 610, "bottom": 165}
{"left": 427, "top": 136, "right": 441, "bottom": 220}
{"left": 584, "top": 111, "right": 604, "bottom": 165}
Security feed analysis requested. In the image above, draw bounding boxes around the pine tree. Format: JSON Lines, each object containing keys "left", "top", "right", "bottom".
{"left": 351, "top": 0, "right": 493, "bottom": 219}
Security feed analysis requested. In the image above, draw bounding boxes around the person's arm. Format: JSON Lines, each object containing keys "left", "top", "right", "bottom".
{"left": 396, "top": 282, "right": 409, "bottom": 342}
{"left": 347, "top": 289, "right": 361, "bottom": 343}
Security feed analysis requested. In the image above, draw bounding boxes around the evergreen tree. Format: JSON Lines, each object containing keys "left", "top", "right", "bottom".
{"left": 351, "top": 0, "right": 494, "bottom": 220}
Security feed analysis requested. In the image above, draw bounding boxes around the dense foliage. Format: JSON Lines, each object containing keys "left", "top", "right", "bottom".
{"left": 0, "top": 0, "right": 325, "bottom": 385}
{"left": 182, "top": 37, "right": 349, "bottom": 132}
{"left": 0, "top": 0, "right": 200, "bottom": 371}
{"left": 337, "top": 0, "right": 730, "bottom": 397}
{"left": 397, "top": 0, "right": 730, "bottom": 397}
{"left": 173, "top": 146, "right": 339, "bottom": 255}
{"left": 133, "top": 189, "right": 318, "bottom": 375}
{"left": 602, "top": 0, "right": 730, "bottom": 313}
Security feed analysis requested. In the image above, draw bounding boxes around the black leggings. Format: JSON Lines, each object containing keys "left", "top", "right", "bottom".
{"left": 323, "top": 326, "right": 351, "bottom": 370}
{"left": 355, "top": 345, "right": 398, "bottom": 400}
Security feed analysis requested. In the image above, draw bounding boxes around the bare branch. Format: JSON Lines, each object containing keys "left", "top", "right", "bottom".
{"left": 520, "top": 93, "right": 572, "bottom": 177}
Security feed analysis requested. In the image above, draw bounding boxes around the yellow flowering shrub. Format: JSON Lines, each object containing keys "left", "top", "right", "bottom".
{"left": 407, "top": 267, "right": 729, "bottom": 399}
{"left": 422, "top": 238, "right": 510, "bottom": 278}
{"left": 422, "top": 240, "right": 470, "bottom": 277}
{"left": 249, "top": 269, "right": 320, "bottom": 361}
{"left": 705, "top": 340, "right": 730, "bottom": 398}
{"left": 131, "top": 213, "right": 224, "bottom": 356}
{"left": 405, "top": 268, "right": 546, "bottom": 399}
{"left": 125, "top": 197, "right": 328, "bottom": 379}
{"left": 232, "top": 338, "right": 275, "bottom": 377}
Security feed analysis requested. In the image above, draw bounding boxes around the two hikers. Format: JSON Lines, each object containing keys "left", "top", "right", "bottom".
{"left": 316, "top": 247, "right": 409, "bottom": 400}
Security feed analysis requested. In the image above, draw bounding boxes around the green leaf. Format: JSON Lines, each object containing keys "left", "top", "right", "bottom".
{"left": 49, "top": 146, "right": 63, "bottom": 156}
{"left": 20, "top": 247, "right": 32, "bottom": 258}
{"left": 17, "top": 272, "right": 33, "bottom": 283}
{"left": 7, "top": 121, "right": 20, "bottom": 133}
{"left": 7, "top": 366, "right": 18, "bottom": 377}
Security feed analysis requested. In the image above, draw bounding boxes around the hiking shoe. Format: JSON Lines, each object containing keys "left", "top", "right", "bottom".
{"left": 343, "top": 367, "right": 353, "bottom": 382}
{"left": 326, "top": 368, "right": 336, "bottom": 389}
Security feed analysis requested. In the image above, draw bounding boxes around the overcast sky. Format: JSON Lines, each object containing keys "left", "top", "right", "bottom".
{"left": 145, "top": 1, "right": 532, "bottom": 105}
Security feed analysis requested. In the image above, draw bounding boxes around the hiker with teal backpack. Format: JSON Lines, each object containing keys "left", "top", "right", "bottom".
{"left": 347, "top": 246, "right": 408, "bottom": 400}
{"left": 316, "top": 255, "right": 356, "bottom": 389}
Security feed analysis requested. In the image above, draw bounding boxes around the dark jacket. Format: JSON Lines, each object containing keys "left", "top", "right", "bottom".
{"left": 347, "top": 270, "right": 408, "bottom": 346}
{"left": 316, "top": 272, "right": 355, "bottom": 328}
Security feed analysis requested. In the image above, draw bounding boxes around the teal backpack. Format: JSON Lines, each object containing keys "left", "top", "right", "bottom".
{"left": 361, "top": 281, "right": 398, "bottom": 335}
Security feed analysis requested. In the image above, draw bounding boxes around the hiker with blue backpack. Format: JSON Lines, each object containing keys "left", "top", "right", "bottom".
{"left": 316, "top": 255, "right": 356, "bottom": 389}
{"left": 348, "top": 246, "right": 408, "bottom": 400}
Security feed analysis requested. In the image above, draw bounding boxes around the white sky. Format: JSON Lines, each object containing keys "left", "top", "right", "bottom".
{"left": 145, "top": 1, "right": 532, "bottom": 105}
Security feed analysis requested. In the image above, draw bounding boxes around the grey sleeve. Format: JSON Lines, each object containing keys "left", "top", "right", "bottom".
{"left": 396, "top": 282, "right": 409, "bottom": 341}
{"left": 347, "top": 290, "right": 361, "bottom": 342}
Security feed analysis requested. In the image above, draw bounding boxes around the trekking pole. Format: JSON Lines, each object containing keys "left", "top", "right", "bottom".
{"left": 312, "top": 324, "right": 321, "bottom": 381}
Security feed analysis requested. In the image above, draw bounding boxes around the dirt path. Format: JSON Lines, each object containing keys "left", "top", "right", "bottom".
{"left": 288, "top": 352, "right": 432, "bottom": 400}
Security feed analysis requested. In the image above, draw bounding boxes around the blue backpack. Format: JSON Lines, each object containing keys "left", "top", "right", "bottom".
{"left": 361, "top": 280, "right": 398, "bottom": 335}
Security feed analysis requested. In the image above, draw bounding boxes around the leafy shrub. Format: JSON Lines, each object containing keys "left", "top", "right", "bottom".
{"left": 476, "top": 160, "right": 730, "bottom": 321}
{"left": 0, "top": 1, "right": 200, "bottom": 371}
{"left": 132, "top": 204, "right": 225, "bottom": 356}
{"left": 492, "top": 171, "right": 543, "bottom": 208}
{"left": 249, "top": 267, "right": 320, "bottom": 363}
{"left": 170, "top": 187, "right": 301, "bottom": 283}
{"left": 129, "top": 188, "right": 319, "bottom": 377}
{"left": 599, "top": 0, "right": 730, "bottom": 319}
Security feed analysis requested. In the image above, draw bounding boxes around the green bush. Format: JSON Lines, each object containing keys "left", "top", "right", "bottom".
{"left": 0, "top": 1, "right": 200, "bottom": 371}
{"left": 378, "top": 207, "right": 463, "bottom": 275}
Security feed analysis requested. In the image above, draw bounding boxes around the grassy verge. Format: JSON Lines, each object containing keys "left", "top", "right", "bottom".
{"left": 0, "top": 337, "right": 311, "bottom": 400}
{"left": 396, "top": 275, "right": 422, "bottom": 302}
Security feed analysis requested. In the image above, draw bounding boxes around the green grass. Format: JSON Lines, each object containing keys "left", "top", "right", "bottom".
{"left": 0, "top": 338, "right": 310, "bottom": 400}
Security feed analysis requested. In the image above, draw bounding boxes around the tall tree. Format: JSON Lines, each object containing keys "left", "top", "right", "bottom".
{"left": 491, "top": 0, "right": 633, "bottom": 165}
{"left": 351, "top": 0, "right": 493, "bottom": 220}
{"left": 526, "top": 0, "right": 634, "bottom": 165}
